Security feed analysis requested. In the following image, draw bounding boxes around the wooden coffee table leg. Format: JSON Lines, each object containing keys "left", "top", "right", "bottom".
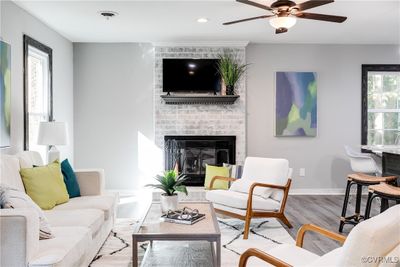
{"left": 216, "top": 237, "right": 221, "bottom": 267}
{"left": 132, "top": 236, "right": 138, "bottom": 267}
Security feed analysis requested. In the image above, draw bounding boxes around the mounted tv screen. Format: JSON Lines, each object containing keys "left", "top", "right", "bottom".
{"left": 163, "top": 59, "right": 220, "bottom": 93}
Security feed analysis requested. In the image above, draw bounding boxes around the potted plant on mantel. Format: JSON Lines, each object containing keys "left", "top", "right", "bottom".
{"left": 217, "top": 54, "right": 249, "bottom": 95}
{"left": 146, "top": 170, "right": 188, "bottom": 213}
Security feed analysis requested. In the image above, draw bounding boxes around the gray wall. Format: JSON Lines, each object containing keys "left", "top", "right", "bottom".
{"left": 0, "top": 1, "right": 74, "bottom": 161}
{"left": 246, "top": 44, "right": 400, "bottom": 192}
{"left": 73, "top": 42, "right": 399, "bottom": 191}
{"left": 73, "top": 43, "right": 154, "bottom": 190}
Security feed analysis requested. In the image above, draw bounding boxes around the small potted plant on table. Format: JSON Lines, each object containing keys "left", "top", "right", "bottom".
{"left": 146, "top": 170, "right": 188, "bottom": 213}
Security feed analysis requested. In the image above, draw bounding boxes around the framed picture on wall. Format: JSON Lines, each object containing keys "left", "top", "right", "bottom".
{"left": 275, "top": 71, "right": 317, "bottom": 137}
{"left": 0, "top": 40, "right": 11, "bottom": 148}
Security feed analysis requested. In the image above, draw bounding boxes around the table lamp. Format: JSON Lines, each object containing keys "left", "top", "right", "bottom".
{"left": 37, "top": 121, "right": 67, "bottom": 163}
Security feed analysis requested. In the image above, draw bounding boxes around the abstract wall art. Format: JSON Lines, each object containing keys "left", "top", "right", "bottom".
{"left": 1, "top": 40, "right": 11, "bottom": 147}
{"left": 275, "top": 71, "right": 317, "bottom": 137}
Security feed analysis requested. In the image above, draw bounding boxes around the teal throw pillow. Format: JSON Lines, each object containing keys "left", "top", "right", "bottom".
{"left": 61, "top": 159, "right": 81, "bottom": 198}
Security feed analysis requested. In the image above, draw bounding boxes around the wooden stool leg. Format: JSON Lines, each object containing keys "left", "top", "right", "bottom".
{"left": 339, "top": 180, "right": 353, "bottom": 232}
{"left": 355, "top": 184, "right": 363, "bottom": 220}
{"left": 364, "top": 191, "right": 374, "bottom": 220}
{"left": 380, "top": 198, "right": 389, "bottom": 213}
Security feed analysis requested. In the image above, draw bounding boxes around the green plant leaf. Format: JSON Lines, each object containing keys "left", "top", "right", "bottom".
{"left": 217, "top": 53, "right": 248, "bottom": 88}
{"left": 144, "top": 184, "right": 169, "bottom": 195}
{"left": 173, "top": 185, "right": 188, "bottom": 196}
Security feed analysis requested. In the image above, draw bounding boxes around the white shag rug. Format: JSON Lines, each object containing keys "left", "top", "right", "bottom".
{"left": 90, "top": 217, "right": 294, "bottom": 267}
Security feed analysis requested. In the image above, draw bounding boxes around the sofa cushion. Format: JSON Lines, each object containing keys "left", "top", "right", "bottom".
{"left": 1, "top": 186, "right": 54, "bottom": 239}
{"left": 29, "top": 226, "right": 91, "bottom": 267}
{"left": 52, "top": 195, "right": 115, "bottom": 220}
{"left": 206, "top": 189, "right": 281, "bottom": 211}
{"left": 309, "top": 247, "right": 342, "bottom": 266}
{"left": 44, "top": 209, "right": 104, "bottom": 237}
{"left": 380, "top": 244, "right": 400, "bottom": 267}
{"left": 16, "top": 151, "right": 44, "bottom": 168}
{"left": 0, "top": 155, "right": 25, "bottom": 191}
{"left": 20, "top": 161, "right": 69, "bottom": 210}
{"left": 265, "top": 244, "right": 319, "bottom": 266}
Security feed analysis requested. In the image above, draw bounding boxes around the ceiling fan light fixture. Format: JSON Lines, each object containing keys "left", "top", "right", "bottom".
{"left": 269, "top": 16, "right": 297, "bottom": 29}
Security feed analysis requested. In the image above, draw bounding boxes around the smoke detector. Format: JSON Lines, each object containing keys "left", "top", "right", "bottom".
{"left": 99, "top": 11, "right": 118, "bottom": 20}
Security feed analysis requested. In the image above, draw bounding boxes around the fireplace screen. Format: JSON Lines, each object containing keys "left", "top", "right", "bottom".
{"left": 164, "top": 136, "right": 236, "bottom": 186}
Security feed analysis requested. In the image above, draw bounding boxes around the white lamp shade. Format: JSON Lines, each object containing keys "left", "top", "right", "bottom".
{"left": 269, "top": 16, "right": 297, "bottom": 29}
{"left": 37, "top": 121, "right": 68, "bottom": 146}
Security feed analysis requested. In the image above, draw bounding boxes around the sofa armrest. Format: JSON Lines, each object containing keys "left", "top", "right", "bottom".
{"left": 0, "top": 208, "right": 39, "bottom": 266}
{"left": 75, "top": 169, "right": 105, "bottom": 196}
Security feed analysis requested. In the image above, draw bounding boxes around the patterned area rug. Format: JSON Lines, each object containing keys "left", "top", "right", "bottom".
{"left": 90, "top": 217, "right": 294, "bottom": 267}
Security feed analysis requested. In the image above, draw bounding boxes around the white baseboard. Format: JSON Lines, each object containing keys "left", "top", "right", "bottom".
{"left": 289, "top": 188, "right": 345, "bottom": 195}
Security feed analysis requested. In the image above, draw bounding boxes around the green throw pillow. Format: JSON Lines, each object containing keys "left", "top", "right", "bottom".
{"left": 20, "top": 161, "right": 69, "bottom": 210}
{"left": 204, "top": 165, "right": 230, "bottom": 190}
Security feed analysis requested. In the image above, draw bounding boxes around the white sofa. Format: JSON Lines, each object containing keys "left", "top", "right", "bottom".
{"left": 0, "top": 151, "right": 118, "bottom": 267}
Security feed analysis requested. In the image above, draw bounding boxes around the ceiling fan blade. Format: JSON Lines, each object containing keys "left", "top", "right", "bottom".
{"left": 236, "top": 0, "right": 273, "bottom": 11}
{"left": 223, "top": 15, "right": 273, "bottom": 25}
{"left": 275, "top": 28, "right": 288, "bottom": 34}
{"left": 296, "top": 12, "right": 347, "bottom": 23}
{"left": 294, "top": 0, "right": 334, "bottom": 11}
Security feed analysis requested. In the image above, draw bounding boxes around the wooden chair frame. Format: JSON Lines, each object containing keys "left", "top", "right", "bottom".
{"left": 209, "top": 176, "right": 293, "bottom": 239}
{"left": 238, "top": 224, "right": 347, "bottom": 267}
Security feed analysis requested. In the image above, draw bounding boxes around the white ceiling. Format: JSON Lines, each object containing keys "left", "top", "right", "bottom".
{"left": 13, "top": 0, "right": 400, "bottom": 44}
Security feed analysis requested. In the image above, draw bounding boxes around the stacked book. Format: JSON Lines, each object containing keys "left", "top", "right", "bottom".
{"left": 161, "top": 212, "right": 205, "bottom": 225}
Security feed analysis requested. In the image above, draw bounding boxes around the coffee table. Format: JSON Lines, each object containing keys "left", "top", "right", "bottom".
{"left": 132, "top": 201, "right": 221, "bottom": 267}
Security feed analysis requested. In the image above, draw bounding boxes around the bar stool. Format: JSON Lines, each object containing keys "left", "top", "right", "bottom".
{"left": 339, "top": 173, "right": 397, "bottom": 232}
{"left": 364, "top": 182, "right": 400, "bottom": 219}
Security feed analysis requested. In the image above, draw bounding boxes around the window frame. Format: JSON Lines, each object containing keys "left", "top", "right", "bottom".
{"left": 361, "top": 64, "right": 400, "bottom": 146}
{"left": 23, "top": 35, "right": 53, "bottom": 150}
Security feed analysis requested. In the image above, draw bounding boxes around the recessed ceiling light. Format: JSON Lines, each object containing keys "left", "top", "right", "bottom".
{"left": 197, "top": 18, "right": 208, "bottom": 23}
{"left": 99, "top": 11, "right": 118, "bottom": 20}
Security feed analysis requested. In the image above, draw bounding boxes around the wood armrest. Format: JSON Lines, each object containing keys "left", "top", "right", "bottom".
{"left": 249, "top": 180, "right": 290, "bottom": 193}
{"left": 239, "top": 248, "right": 292, "bottom": 267}
{"left": 296, "top": 224, "right": 346, "bottom": 248}
{"left": 209, "top": 176, "right": 238, "bottom": 190}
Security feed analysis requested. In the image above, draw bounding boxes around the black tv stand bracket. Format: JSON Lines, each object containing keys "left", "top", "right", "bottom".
{"left": 160, "top": 95, "right": 239, "bottom": 105}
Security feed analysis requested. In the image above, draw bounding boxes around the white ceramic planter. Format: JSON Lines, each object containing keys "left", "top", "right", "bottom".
{"left": 160, "top": 194, "right": 178, "bottom": 213}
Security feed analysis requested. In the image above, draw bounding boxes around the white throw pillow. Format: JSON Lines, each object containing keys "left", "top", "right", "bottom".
{"left": 0, "top": 186, "right": 54, "bottom": 239}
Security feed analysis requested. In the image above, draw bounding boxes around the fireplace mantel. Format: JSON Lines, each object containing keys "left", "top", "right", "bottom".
{"left": 161, "top": 95, "right": 239, "bottom": 105}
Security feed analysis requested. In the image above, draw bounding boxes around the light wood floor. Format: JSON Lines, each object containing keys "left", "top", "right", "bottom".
{"left": 282, "top": 195, "right": 382, "bottom": 255}
{"left": 117, "top": 194, "right": 385, "bottom": 256}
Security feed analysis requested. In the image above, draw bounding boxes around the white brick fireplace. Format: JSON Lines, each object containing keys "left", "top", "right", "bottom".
{"left": 154, "top": 44, "right": 247, "bottom": 166}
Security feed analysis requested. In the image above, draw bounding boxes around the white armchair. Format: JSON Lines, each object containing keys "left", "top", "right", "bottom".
{"left": 206, "top": 157, "right": 292, "bottom": 239}
{"left": 239, "top": 204, "right": 400, "bottom": 267}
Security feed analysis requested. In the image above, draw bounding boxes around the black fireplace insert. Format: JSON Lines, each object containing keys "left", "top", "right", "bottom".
{"left": 164, "top": 136, "right": 236, "bottom": 186}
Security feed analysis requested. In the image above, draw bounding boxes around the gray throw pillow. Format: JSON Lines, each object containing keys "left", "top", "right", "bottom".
{"left": 0, "top": 185, "right": 54, "bottom": 239}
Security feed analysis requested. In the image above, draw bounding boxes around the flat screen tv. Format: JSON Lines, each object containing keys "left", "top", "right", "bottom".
{"left": 163, "top": 59, "right": 220, "bottom": 93}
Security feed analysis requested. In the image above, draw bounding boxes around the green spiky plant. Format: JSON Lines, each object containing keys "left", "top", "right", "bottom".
{"left": 146, "top": 170, "right": 188, "bottom": 196}
{"left": 217, "top": 54, "right": 249, "bottom": 95}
